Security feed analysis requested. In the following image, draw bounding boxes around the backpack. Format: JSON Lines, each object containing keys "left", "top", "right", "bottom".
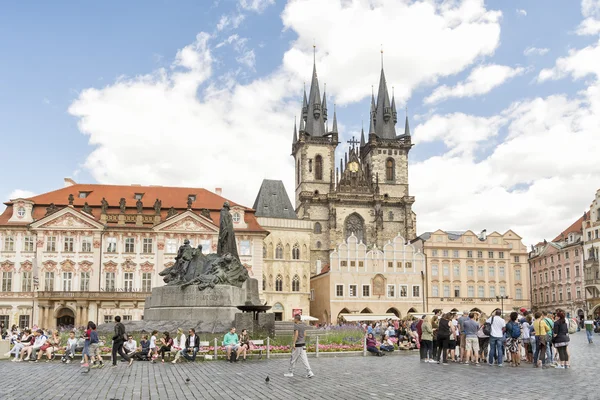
{"left": 567, "top": 319, "right": 577, "bottom": 334}
{"left": 508, "top": 322, "right": 520, "bottom": 339}
{"left": 482, "top": 316, "right": 493, "bottom": 336}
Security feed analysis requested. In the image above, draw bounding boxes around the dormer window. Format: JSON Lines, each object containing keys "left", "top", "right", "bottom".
{"left": 79, "top": 191, "right": 91, "bottom": 198}
{"left": 233, "top": 212, "right": 241, "bottom": 223}
{"left": 134, "top": 193, "right": 144, "bottom": 200}
{"left": 17, "top": 207, "right": 25, "bottom": 218}
{"left": 188, "top": 195, "right": 196, "bottom": 202}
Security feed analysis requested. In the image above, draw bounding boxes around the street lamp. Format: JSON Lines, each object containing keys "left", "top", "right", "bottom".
{"left": 496, "top": 295, "right": 509, "bottom": 315}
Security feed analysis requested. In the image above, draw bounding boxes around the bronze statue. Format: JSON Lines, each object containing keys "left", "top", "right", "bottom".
{"left": 181, "top": 253, "right": 249, "bottom": 291}
{"left": 100, "top": 198, "right": 109, "bottom": 214}
{"left": 68, "top": 194, "right": 74, "bottom": 205}
{"left": 153, "top": 199, "right": 162, "bottom": 215}
{"left": 45, "top": 203, "right": 58, "bottom": 216}
{"left": 82, "top": 202, "right": 93, "bottom": 215}
{"left": 200, "top": 208, "right": 211, "bottom": 219}
{"left": 187, "top": 196, "right": 193, "bottom": 209}
{"left": 167, "top": 207, "right": 177, "bottom": 218}
{"left": 217, "top": 202, "right": 239, "bottom": 259}
{"left": 136, "top": 199, "right": 143, "bottom": 214}
{"left": 119, "top": 198, "right": 126, "bottom": 213}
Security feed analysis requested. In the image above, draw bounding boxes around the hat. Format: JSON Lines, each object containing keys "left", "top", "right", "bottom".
{"left": 294, "top": 314, "right": 302, "bottom": 321}
{"left": 520, "top": 308, "right": 527, "bottom": 313}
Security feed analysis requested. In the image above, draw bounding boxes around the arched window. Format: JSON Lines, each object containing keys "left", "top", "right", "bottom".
{"left": 263, "top": 245, "right": 267, "bottom": 258}
{"left": 262, "top": 275, "right": 266, "bottom": 291}
{"left": 314, "top": 222, "right": 322, "bottom": 234}
{"left": 315, "top": 155, "right": 323, "bottom": 180}
{"left": 386, "top": 158, "right": 395, "bottom": 181}
{"left": 344, "top": 213, "right": 365, "bottom": 244}
{"left": 292, "top": 244, "right": 300, "bottom": 260}
{"left": 275, "top": 275, "right": 283, "bottom": 292}
{"left": 275, "top": 244, "right": 283, "bottom": 259}
{"left": 388, "top": 211, "right": 394, "bottom": 221}
{"left": 292, "top": 275, "right": 300, "bottom": 292}
{"left": 316, "top": 241, "right": 322, "bottom": 249}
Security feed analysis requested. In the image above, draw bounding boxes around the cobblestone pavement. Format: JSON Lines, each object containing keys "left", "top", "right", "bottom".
{"left": 1, "top": 332, "right": 598, "bottom": 400}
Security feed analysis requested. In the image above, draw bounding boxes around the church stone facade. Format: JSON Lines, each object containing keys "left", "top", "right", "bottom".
{"left": 292, "top": 61, "right": 417, "bottom": 276}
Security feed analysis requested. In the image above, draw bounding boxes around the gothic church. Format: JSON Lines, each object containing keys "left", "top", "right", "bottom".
{"left": 292, "top": 59, "right": 417, "bottom": 275}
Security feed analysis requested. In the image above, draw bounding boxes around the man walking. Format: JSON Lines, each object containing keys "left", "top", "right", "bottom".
{"left": 487, "top": 309, "right": 506, "bottom": 367}
{"left": 284, "top": 314, "right": 314, "bottom": 378}
{"left": 463, "top": 312, "right": 480, "bottom": 365}
{"left": 112, "top": 316, "right": 133, "bottom": 367}
{"left": 585, "top": 318, "right": 594, "bottom": 344}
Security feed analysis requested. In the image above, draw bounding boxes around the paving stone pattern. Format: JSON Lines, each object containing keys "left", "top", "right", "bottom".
{"left": 1, "top": 332, "right": 598, "bottom": 400}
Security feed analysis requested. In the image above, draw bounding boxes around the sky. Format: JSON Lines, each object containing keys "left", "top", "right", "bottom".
{"left": 1, "top": 0, "right": 600, "bottom": 247}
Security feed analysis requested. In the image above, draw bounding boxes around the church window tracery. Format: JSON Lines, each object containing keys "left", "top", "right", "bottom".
{"left": 275, "top": 244, "right": 283, "bottom": 259}
{"left": 345, "top": 213, "right": 365, "bottom": 244}
{"left": 292, "top": 275, "right": 300, "bottom": 292}
{"left": 386, "top": 158, "right": 395, "bottom": 181}
{"left": 315, "top": 155, "right": 323, "bottom": 180}
{"left": 275, "top": 274, "right": 283, "bottom": 292}
{"left": 292, "top": 244, "right": 300, "bottom": 260}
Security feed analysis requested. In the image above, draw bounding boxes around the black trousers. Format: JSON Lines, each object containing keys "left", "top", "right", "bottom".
{"left": 112, "top": 340, "right": 131, "bottom": 365}
{"left": 437, "top": 336, "right": 449, "bottom": 363}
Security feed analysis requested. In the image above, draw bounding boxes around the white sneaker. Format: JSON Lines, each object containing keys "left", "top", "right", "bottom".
{"left": 80, "top": 359, "right": 84, "bottom": 364}
{"left": 3, "top": 352, "right": 11, "bottom": 357}
{"left": 306, "top": 372, "right": 315, "bottom": 378}
{"left": 284, "top": 373, "right": 294, "bottom": 377}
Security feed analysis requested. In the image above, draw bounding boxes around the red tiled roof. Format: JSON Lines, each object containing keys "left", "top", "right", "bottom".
{"left": 0, "top": 183, "right": 266, "bottom": 232}
{"left": 552, "top": 212, "right": 587, "bottom": 242}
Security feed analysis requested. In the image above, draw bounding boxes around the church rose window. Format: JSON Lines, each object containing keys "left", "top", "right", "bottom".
{"left": 344, "top": 213, "right": 365, "bottom": 244}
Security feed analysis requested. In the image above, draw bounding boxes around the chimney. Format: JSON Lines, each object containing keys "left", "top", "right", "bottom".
{"left": 64, "top": 178, "right": 77, "bottom": 187}
{"left": 215, "top": 188, "right": 222, "bottom": 196}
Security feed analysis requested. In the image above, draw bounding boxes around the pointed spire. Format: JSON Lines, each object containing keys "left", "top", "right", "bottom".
{"left": 322, "top": 83, "right": 328, "bottom": 121}
{"left": 373, "top": 60, "right": 396, "bottom": 139}
{"left": 331, "top": 104, "right": 338, "bottom": 134}
{"left": 404, "top": 113, "right": 411, "bottom": 137}
{"left": 391, "top": 87, "right": 397, "bottom": 124}
{"left": 304, "top": 45, "right": 326, "bottom": 137}
{"left": 370, "top": 86, "right": 376, "bottom": 116}
{"left": 293, "top": 117, "right": 298, "bottom": 144}
{"left": 299, "top": 115, "right": 305, "bottom": 133}
{"left": 369, "top": 114, "right": 375, "bottom": 135}
{"left": 302, "top": 83, "right": 308, "bottom": 120}
{"left": 339, "top": 158, "right": 343, "bottom": 175}
{"left": 360, "top": 125, "right": 366, "bottom": 147}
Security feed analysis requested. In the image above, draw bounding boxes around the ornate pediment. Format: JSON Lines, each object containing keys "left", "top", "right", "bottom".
{"left": 1, "top": 260, "right": 15, "bottom": 272}
{"left": 78, "top": 261, "right": 93, "bottom": 272}
{"left": 140, "top": 261, "right": 154, "bottom": 272}
{"left": 103, "top": 260, "right": 118, "bottom": 273}
{"left": 155, "top": 212, "right": 218, "bottom": 233}
{"left": 60, "top": 259, "right": 76, "bottom": 272}
{"left": 122, "top": 259, "right": 137, "bottom": 272}
{"left": 42, "top": 260, "right": 57, "bottom": 272}
{"left": 32, "top": 208, "right": 103, "bottom": 231}
{"left": 19, "top": 260, "right": 33, "bottom": 272}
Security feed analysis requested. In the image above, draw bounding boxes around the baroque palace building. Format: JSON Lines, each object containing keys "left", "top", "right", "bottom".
{"left": 412, "top": 229, "right": 529, "bottom": 315}
{"left": 253, "top": 180, "right": 312, "bottom": 321}
{"left": 529, "top": 215, "right": 585, "bottom": 320}
{"left": 0, "top": 179, "right": 267, "bottom": 329}
{"left": 583, "top": 189, "right": 600, "bottom": 318}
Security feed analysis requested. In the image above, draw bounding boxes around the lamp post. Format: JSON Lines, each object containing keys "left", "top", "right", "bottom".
{"left": 496, "top": 295, "right": 509, "bottom": 315}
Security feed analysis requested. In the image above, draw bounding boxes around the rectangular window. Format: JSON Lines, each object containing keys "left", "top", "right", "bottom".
{"left": 142, "top": 273, "right": 152, "bottom": 292}
{"left": 558, "top": 269, "right": 562, "bottom": 280}
{"left": 104, "top": 315, "right": 113, "bottom": 324}
{"left": 499, "top": 252, "right": 504, "bottom": 259}
{"left": 240, "top": 240, "right": 251, "bottom": 256}
{"left": 478, "top": 286, "right": 484, "bottom": 298}
{"left": 406, "top": 261, "right": 412, "bottom": 270}
{"left": 432, "top": 249, "right": 438, "bottom": 257}
{"left": 413, "top": 285, "right": 420, "bottom": 297}
{"left": 122, "top": 315, "right": 132, "bottom": 321}
{"left": 350, "top": 261, "right": 356, "bottom": 268}
{"left": 432, "top": 285, "right": 439, "bottom": 297}
{"left": 310, "top": 289, "right": 315, "bottom": 301}
{"left": 81, "top": 237, "right": 92, "bottom": 252}
{"left": 80, "top": 272, "right": 90, "bottom": 291}
{"left": 340, "top": 261, "right": 347, "bottom": 267}
{"left": 477, "top": 251, "right": 483, "bottom": 258}
{"left": 387, "top": 284, "right": 395, "bottom": 298}
{"left": 516, "top": 288, "right": 522, "bottom": 300}
{"left": 106, "top": 237, "right": 117, "bottom": 253}
{"left": 44, "top": 271, "right": 54, "bottom": 291}
{"left": 362, "top": 285, "right": 370, "bottom": 297}
{"left": 576, "top": 287, "right": 581, "bottom": 299}
{"left": 443, "top": 285, "right": 450, "bottom": 297}
{"left": 453, "top": 265, "right": 460, "bottom": 276}
{"left": 105, "top": 272, "right": 115, "bottom": 291}
{"left": 400, "top": 285, "right": 408, "bottom": 297}
{"left": 559, "top": 290, "right": 563, "bottom": 301}
{"left": 442, "top": 250, "right": 449, "bottom": 257}
{"left": 545, "top": 272, "right": 548, "bottom": 282}
{"left": 396, "top": 261, "right": 402, "bottom": 269}
{"left": 468, "top": 286, "right": 474, "bottom": 297}
{"left": 443, "top": 265, "right": 449, "bottom": 276}
{"left": 19, "top": 315, "right": 30, "bottom": 329}
{"left": 125, "top": 238, "right": 135, "bottom": 253}
{"left": 349, "top": 285, "right": 357, "bottom": 297}
{"left": 566, "top": 268, "right": 570, "bottom": 279}
{"left": 488, "top": 251, "right": 494, "bottom": 259}
{"left": 453, "top": 250, "right": 459, "bottom": 258}
{"left": 166, "top": 239, "right": 177, "bottom": 254}
{"left": 358, "top": 261, "right": 364, "bottom": 268}
{"left": 454, "top": 285, "right": 460, "bottom": 297}
{"left": 23, "top": 236, "right": 34, "bottom": 252}
{"left": 500, "top": 286, "right": 506, "bottom": 296}
{"left": 62, "top": 272, "right": 72, "bottom": 291}
{"left": 467, "top": 265, "right": 474, "bottom": 277}
{"left": 124, "top": 272, "right": 134, "bottom": 291}
{"left": 552, "top": 292, "right": 556, "bottom": 302}
{"left": 431, "top": 265, "right": 438, "bottom": 276}
{"left": 46, "top": 236, "right": 56, "bottom": 252}
{"left": 565, "top": 251, "right": 569, "bottom": 259}
{"left": 387, "top": 261, "right": 393, "bottom": 269}
{"left": 3, "top": 236, "right": 14, "bottom": 251}
{"left": 142, "top": 238, "right": 153, "bottom": 254}
{"left": 533, "top": 274, "right": 536, "bottom": 285}
{"left": 567, "top": 289, "right": 572, "bottom": 300}
{"left": 488, "top": 266, "right": 495, "bottom": 277}
{"left": 467, "top": 250, "right": 473, "bottom": 258}
{"left": 63, "top": 237, "right": 74, "bottom": 252}
{"left": 21, "top": 271, "right": 32, "bottom": 292}
{"left": 514, "top": 255, "right": 520, "bottom": 262}
{"left": 499, "top": 266, "right": 505, "bottom": 278}
{"left": 515, "top": 269, "right": 521, "bottom": 280}
{"left": 1, "top": 271, "right": 12, "bottom": 291}
{"left": 336, "top": 284, "right": 344, "bottom": 297}
{"left": 478, "top": 266, "right": 484, "bottom": 277}
{"left": 489, "top": 286, "right": 496, "bottom": 297}
{"left": 575, "top": 249, "right": 579, "bottom": 257}
{"left": 575, "top": 265, "right": 580, "bottom": 277}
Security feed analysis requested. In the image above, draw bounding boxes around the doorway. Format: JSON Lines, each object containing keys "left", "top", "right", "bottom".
{"left": 56, "top": 307, "right": 75, "bottom": 328}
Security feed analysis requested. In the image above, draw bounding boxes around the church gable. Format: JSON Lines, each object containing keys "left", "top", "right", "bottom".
{"left": 154, "top": 211, "right": 218, "bottom": 233}
{"left": 31, "top": 208, "right": 103, "bottom": 230}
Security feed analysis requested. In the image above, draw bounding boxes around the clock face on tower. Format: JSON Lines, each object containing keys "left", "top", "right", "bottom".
{"left": 348, "top": 161, "right": 359, "bottom": 172}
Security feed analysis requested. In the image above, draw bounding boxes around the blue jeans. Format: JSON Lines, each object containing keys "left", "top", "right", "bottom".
{"left": 545, "top": 342, "right": 553, "bottom": 364}
{"left": 586, "top": 329, "right": 593, "bottom": 342}
{"left": 488, "top": 336, "right": 503, "bottom": 365}
{"left": 182, "top": 347, "right": 198, "bottom": 361}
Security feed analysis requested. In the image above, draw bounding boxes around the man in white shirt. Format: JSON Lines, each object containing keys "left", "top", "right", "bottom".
{"left": 124, "top": 336, "right": 137, "bottom": 357}
{"left": 486, "top": 309, "right": 506, "bottom": 366}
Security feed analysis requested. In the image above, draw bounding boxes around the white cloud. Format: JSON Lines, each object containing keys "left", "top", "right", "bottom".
{"left": 538, "top": 40, "right": 600, "bottom": 82}
{"left": 239, "top": 0, "right": 274, "bottom": 12}
{"left": 424, "top": 64, "right": 525, "bottom": 104}
{"left": 577, "top": 0, "right": 600, "bottom": 34}
{"left": 236, "top": 49, "right": 256, "bottom": 69}
{"left": 516, "top": 9, "right": 527, "bottom": 16}
{"left": 69, "top": 0, "right": 504, "bottom": 211}
{"left": 523, "top": 46, "right": 549, "bottom": 56}
{"left": 216, "top": 13, "right": 245, "bottom": 31}
{"left": 8, "top": 189, "right": 36, "bottom": 200}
